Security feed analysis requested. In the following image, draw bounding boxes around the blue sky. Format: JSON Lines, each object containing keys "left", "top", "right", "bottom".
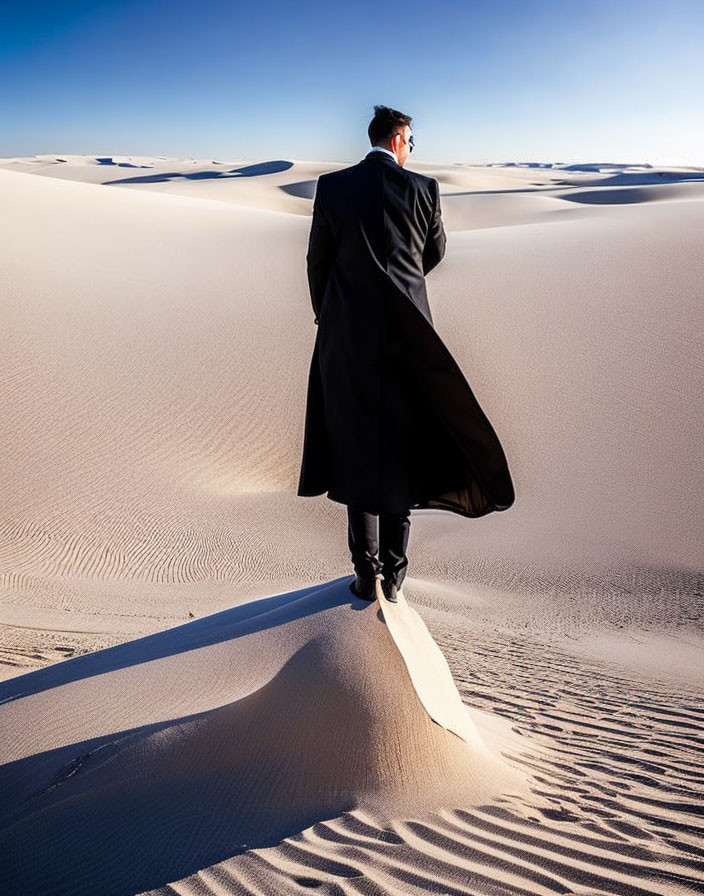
{"left": 1, "top": 0, "right": 702, "bottom": 165}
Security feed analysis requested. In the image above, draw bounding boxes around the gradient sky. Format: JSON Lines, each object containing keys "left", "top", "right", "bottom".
{"left": 2, "top": 0, "right": 702, "bottom": 166}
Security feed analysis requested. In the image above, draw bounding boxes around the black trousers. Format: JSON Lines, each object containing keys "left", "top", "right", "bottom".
{"left": 347, "top": 504, "right": 411, "bottom": 587}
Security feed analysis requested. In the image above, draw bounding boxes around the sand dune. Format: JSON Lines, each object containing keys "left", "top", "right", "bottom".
{"left": 1, "top": 156, "right": 702, "bottom": 893}
{"left": 2, "top": 579, "right": 701, "bottom": 895}
{"left": 0, "top": 580, "right": 530, "bottom": 895}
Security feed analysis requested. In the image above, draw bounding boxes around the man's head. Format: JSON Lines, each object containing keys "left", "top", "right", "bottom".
{"left": 368, "top": 104, "right": 414, "bottom": 167}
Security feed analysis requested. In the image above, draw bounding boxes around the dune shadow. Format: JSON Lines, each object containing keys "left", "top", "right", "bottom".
{"left": 597, "top": 170, "right": 704, "bottom": 184}
{"left": 0, "top": 575, "right": 362, "bottom": 704}
{"left": 95, "top": 157, "right": 152, "bottom": 168}
{"left": 560, "top": 187, "right": 668, "bottom": 204}
{"left": 440, "top": 172, "right": 704, "bottom": 208}
{"left": 485, "top": 161, "right": 557, "bottom": 169}
{"left": 280, "top": 180, "right": 317, "bottom": 200}
{"left": 104, "top": 159, "right": 293, "bottom": 185}
{"left": 0, "top": 638, "right": 366, "bottom": 895}
{"left": 557, "top": 162, "right": 653, "bottom": 172}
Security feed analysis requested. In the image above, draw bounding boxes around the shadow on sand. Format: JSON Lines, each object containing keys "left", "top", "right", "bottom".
{"left": 103, "top": 159, "right": 294, "bottom": 185}
{"left": 0, "top": 577, "right": 383, "bottom": 895}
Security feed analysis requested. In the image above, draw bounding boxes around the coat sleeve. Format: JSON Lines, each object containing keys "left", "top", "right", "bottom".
{"left": 306, "top": 178, "right": 335, "bottom": 325}
{"left": 422, "top": 178, "right": 446, "bottom": 276}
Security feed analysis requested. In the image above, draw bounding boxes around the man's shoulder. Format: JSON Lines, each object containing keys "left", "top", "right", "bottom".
{"left": 318, "top": 162, "right": 435, "bottom": 189}
{"left": 317, "top": 162, "right": 361, "bottom": 182}
{"left": 314, "top": 168, "right": 348, "bottom": 194}
{"left": 404, "top": 168, "right": 436, "bottom": 188}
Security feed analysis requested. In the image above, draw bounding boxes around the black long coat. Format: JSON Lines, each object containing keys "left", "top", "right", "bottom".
{"left": 297, "top": 149, "right": 515, "bottom": 517}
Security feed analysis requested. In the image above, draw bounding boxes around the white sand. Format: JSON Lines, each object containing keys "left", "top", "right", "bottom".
{"left": 0, "top": 154, "right": 702, "bottom": 894}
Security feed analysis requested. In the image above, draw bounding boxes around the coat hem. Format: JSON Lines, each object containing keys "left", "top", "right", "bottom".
{"left": 296, "top": 486, "right": 511, "bottom": 518}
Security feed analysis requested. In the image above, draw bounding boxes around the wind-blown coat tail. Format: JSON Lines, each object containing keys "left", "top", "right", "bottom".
{"left": 297, "top": 152, "right": 515, "bottom": 518}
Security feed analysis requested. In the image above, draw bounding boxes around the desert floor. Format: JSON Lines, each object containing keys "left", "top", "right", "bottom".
{"left": 0, "top": 154, "right": 702, "bottom": 895}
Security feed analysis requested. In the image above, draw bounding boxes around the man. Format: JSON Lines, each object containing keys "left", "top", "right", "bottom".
{"left": 298, "top": 105, "right": 515, "bottom": 604}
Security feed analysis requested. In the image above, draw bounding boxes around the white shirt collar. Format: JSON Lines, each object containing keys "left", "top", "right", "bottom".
{"left": 368, "top": 145, "right": 398, "bottom": 164}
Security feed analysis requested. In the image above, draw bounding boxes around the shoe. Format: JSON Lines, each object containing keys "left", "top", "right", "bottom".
{"left": 349, "top": 574, "right": 379, "bottom": 601}
{"left": 381, "top": 577, "right": 399, "bottom": 603}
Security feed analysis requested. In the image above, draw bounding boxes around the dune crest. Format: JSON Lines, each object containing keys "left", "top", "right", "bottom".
{"left": 379, "top": 584, "right": 487, "bottom": 746}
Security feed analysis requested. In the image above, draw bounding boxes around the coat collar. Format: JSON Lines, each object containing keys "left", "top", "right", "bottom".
{"left": 363, "top": 149, "right": 399, "bottom": 166}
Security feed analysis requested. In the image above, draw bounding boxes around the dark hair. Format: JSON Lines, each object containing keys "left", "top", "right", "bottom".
{"left": 368, "top": 104, "right": 413, "bottom": 146}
